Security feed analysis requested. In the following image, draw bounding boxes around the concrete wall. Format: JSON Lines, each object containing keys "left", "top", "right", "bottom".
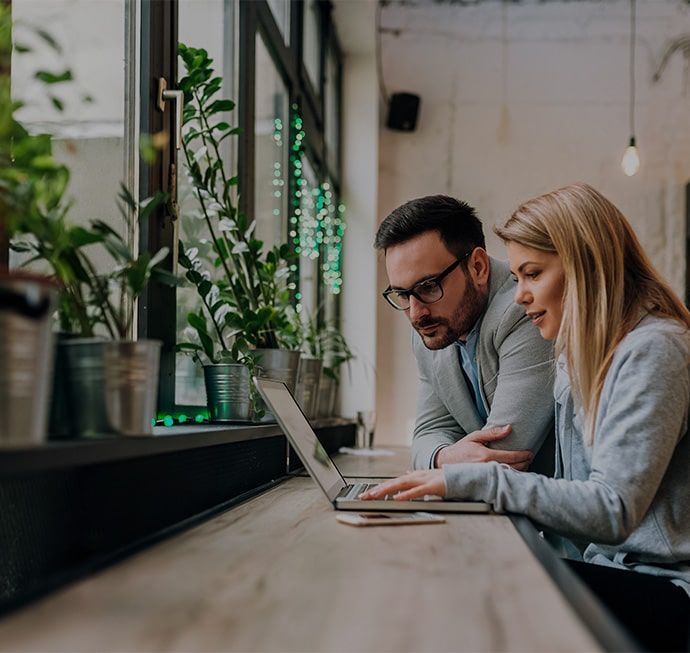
{"left": 374, "top": 0, "right": 690, "bottom": 446}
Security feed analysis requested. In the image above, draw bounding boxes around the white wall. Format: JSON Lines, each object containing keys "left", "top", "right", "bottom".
{"left": 334, "top": 0, "right": 380, "bottom": 420}
{"left": 375, "top": 0, "right": 690, "bottom": 445}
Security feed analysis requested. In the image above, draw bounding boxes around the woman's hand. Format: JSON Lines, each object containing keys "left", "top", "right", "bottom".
{"left": 359, "top": 469, "right": 446, "bottom": 502}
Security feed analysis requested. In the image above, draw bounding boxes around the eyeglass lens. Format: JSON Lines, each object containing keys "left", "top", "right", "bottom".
{"left": 384, "top": 253, "right": 470, "bottom": 310}
{"left": 387, "top": 280, "right": 442, "bottom": 309}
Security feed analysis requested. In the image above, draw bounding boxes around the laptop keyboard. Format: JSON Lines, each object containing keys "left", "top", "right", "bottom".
{"left": 337, "top": 482, "right": 395, "bottom": 501}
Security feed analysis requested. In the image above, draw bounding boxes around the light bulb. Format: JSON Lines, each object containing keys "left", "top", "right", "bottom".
{"left": 621, "top": 137, "right": 640, "bottom": 176}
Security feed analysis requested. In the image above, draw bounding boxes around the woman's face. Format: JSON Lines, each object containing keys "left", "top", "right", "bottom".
{"left": 505, "top": 242, "right": 566, "bottom": 341}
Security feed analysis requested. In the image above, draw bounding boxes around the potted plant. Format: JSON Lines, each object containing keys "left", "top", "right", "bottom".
{"left": 176, "top": 43, "right": 301, "bottom": 421}
{"left": 288, "top": 306, "right": 355, "bottom": 419}
{"left": 11, "top": 183, "right": 177, "bottom": 437}
{"left": 2, "top": 6, "right": 180, "bottom": 440}
{"left": 0, "top": 6, "right": 73, "bottom": 444}
{"left": 315, "top": 322, "right": 355, "bottom": 417}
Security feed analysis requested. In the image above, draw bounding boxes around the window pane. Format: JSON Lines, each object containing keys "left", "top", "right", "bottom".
{"left": 10, "top": 0, "right": 129, "bottom": 319}
{"left": 254, "top": 33, "right": 289, "bottom": 250}
{"left": 175, "top": 0, "right": 235, "bottom": 408}
{"left": 324, "top": 43, "right": 340, "bottom": 174}
{"left": 302, "top": 0, "right": 320, "bottom": 93}
{"left": 267, "top": 0, "right": 290, "bottom": 46}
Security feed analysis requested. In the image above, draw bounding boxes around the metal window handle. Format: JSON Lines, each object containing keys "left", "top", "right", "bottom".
{"left": 157, "top": 77, "right": 184, "bottom": 150}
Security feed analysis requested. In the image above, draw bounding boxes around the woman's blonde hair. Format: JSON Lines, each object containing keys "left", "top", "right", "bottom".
{"left": 495, "top": 182, "right": 690, "bottom": 444}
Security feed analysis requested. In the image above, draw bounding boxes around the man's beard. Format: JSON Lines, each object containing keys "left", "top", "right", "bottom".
{"left": 413, "top": 276, "right": 486, "bottom": 350}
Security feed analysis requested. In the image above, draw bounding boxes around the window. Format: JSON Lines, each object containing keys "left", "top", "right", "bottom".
{"left": 254, "top": 32, "right": 289, "bottom": 249}
{"left": 174, "top": 0, "right": 236, "bottom": 407}
{"left": 6, "top": 0, "right": 344, "bottom": 418}
{"left": 10, "top": 0, "right": 130, "bottom": 280}
{"left": 267, "top": 0, "right": 290, "bottom": 46}
{"left": 302, "top": 0, "right": 321, "bottom": 95}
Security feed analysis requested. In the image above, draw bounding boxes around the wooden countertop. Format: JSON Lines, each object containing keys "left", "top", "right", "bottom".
{"left": 0, "top": 447, "right": 622, "bottom": 652}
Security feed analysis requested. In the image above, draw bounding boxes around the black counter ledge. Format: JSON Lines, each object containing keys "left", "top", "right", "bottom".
{"left": 0, "top": 416, "right": 355, "bottom": 474}
{"left": 0, "top": 418, "right": 356, "bottom": 615}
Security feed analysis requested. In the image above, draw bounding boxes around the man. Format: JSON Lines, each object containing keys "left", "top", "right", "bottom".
{"left": 374, "top": 195, "right": 555, "bottom": 474}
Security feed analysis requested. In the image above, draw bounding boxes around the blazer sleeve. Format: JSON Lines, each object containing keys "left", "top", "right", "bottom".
{"left": 410, "top": 335, "right": 479, "bottom": 469}
{"left": 480, "top": 306, "right": 556, "bottom": 458}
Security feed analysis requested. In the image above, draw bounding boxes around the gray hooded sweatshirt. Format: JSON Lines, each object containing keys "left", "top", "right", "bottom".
{"left": 442, "top": 314, "right": 690, "bottom": 594}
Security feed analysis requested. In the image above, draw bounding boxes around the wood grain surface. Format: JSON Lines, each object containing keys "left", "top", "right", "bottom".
{"left": 0, "top": 450, "right": 601, "bottom": 652}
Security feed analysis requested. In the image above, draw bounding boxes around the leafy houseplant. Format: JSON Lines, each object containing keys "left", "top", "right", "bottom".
{"left": 176, "top": 43, "right": 302, "bottom": 419}
{"left": 313, "top": 320, "right": 355, "bottom": 417}
{"left": 11, "top": 184, "right": 173, "bottom": 339}
{"left": 2, "top": 4, "right": 174, "bottom": 342}
{"left": 10, "top": 181, "right": 177, "bottom": 437}
{"left": 176, "top": 43, "right": 299, "bottom": 361}
{"left": 2, "top": 7, "right": 177, "bottom": 438}
{"left": 292, "top": 308, "right": 354, "bottom": 417}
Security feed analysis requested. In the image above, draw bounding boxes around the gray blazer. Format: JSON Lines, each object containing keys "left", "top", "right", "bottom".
{"left": 410, "top": 257, "right": 556, "bottom": 473}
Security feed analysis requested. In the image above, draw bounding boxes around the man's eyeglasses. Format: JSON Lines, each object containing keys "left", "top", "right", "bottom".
{"left": 382, "top": 251, "right": 471, "bottom": 311}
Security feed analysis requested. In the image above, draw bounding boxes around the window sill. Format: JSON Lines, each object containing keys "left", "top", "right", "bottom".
{"left": 0, "top": 417, "right": 355, "bottom": 475}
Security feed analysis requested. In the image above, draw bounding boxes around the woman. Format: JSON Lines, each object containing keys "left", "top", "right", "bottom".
{"left": 361, "top": 182, "right": 690, "bottom": 651}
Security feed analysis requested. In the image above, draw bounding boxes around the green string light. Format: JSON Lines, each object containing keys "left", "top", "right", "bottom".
{"left": 288, "top": 106, "right": 346, "bottom": 294}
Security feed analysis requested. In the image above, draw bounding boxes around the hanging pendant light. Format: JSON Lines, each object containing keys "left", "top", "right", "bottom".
{"left": 622, "top": 0, "right": 640, "bottom": 176}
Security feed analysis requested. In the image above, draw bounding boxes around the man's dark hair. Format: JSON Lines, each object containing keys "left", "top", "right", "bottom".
{"left": 374, "top": 195, "right": 486, "bottom": 259}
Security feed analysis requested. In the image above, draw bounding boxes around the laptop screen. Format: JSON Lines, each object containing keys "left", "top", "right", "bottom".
{"left": 254, "top": 377, "right": 346, "bottom": 501}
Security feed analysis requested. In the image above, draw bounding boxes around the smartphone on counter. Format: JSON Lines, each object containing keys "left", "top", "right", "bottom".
{"left": 336, "top": 511, "right": 446, "bottom": 527}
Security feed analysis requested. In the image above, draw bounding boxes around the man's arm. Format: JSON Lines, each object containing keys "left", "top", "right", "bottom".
{"left": 479, "top": 309, "right": 555, "bottom": 456}
{"left": 409, "top": 352, "right": 471, "bottom": 470}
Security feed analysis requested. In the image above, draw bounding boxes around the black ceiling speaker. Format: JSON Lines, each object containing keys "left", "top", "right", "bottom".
{"left": 386, "top": 92, "right": 421, "bottom": 132}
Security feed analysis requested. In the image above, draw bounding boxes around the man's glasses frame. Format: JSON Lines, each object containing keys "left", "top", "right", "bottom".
{"left": 382, "top": 250, "right": 472, "bottom": 311}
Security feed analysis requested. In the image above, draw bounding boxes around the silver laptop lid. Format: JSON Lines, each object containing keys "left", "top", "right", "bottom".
{"left": 254, "top": 376, "right": 346, "bottom": 502}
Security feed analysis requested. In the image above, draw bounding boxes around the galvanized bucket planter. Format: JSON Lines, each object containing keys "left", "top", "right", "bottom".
{"left": 60, "top": 338, "right": 110, "bottom": 437}
{"left": 49, "top": 333, "right": 95, "bottom": 439}
{"left": 103, "top": 339, "right": 162, "bottom": 436}
{"left": 316, "top": 371, "right": 337, "bottom": 417}
{"left": 203, "top": 363, "right": 253, "bottom": 422}
{"left": 250, "top": 348, "right": 301, "bottom": 423}
{"left": 56, "top": 337, "right": 162, "bottom": 437}
{"left": 0, "top": 272, "right": 58, "bottom": 447}
{"left": 294, "top": 357, "right": 322, "bottom": 418}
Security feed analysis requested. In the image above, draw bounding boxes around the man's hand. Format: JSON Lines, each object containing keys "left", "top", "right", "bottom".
{"left": 434, "top": 425, "right": 533, "bottom": 470}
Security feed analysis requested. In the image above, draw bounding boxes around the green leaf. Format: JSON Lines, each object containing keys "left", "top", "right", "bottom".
{"left": 151, "top": 267, "right": 182, "bottom": 287}
{"left": 187, "top": 311, "right": 207, "bottom": 332}
{"left": 209, "top": 99, "right": 235, "bottom": 113}
{"left": 68, "top": 225, "right": 103, "bottom": 247}
{"left": 35, "top": 69, "right": 73, "bottom": 84}
{"left": 35, "top": 29, "right": 63, "bottom": 54}
{"left": 198, "top": 279, "right": 212, "bottom": 298}
{"left": 177, "top": 342, "right": 204, "bottom": 354}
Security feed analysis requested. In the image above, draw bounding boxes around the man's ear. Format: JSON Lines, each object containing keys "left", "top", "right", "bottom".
{"left": 468, "top": 248, "right": 490, "bottom": 287}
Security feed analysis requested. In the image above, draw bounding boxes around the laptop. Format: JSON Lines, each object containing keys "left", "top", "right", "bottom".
{"left": 253, "top": 376, "right": 492, "bottom": 514}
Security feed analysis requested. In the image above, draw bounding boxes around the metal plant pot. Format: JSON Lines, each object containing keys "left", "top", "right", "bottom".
{"left": 316, "top": 372, "right": 337, "bottom": 417}
{"left": 61, "top": 338, "right": 110, "bottom": 438}
{"left": 0, "top": 273, "right": 58, "bottom": 447}
{"left": 58, "top": 338, "right": 161, "bottom": 437}
{"left": 294, "top": 357, "right": 322, "bottom": 418}
{"left": 102, "top": 339, "right": 162, "bottom": 436}
{"left": 49, "top": 332, "right": 86, "bottom": 439}
{"left": 203, "top": 363, "right": 253, "bottom": 422}
{"left": 250, "top": 348, "right": 301, "bottom": 423}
